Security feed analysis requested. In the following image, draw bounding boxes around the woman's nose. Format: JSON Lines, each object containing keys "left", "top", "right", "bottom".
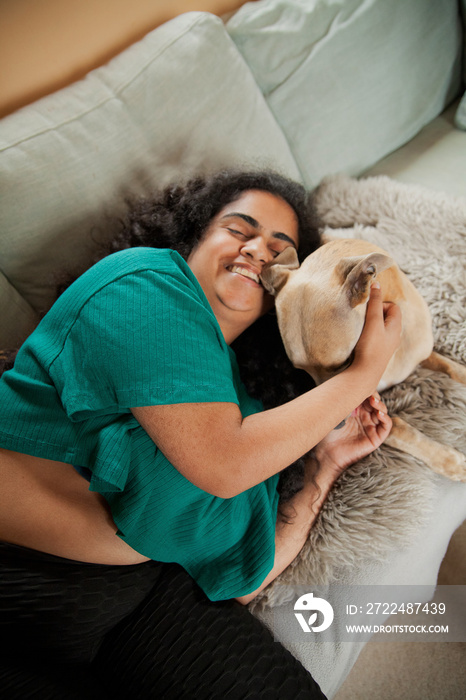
{"left": 241, "top": 238, "right": 270, "bottom": 264}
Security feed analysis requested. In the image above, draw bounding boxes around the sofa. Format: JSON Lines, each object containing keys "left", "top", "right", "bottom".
{"left": 1, "top": 0, "right": 465, "bottom": 697}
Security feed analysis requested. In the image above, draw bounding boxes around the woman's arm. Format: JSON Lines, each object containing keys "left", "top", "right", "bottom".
{"left": 236, "top": 393, "right": 393, "bottom": 604}
{"left": 132, "top": 286, "right": 401, "bottom": 498}
{"left": 235, "top": 453, "right": 332, "bottom": 605}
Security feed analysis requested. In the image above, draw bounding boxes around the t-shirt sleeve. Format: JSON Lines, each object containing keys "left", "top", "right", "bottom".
{"left": 49, "top": 268, "right": 239, "bottom": 420}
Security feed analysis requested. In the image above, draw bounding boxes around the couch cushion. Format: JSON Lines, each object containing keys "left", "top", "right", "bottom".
{"left": 0, "top": 272, "right": 39, "bottom": 350}
{"left": 454, "top": 0, "right": 466, "bottom": 129}
{"left": 364, "top": 100, "right": 466, "bottom": 198}
{"left": 455, "top": 93, "right": 466, "bottom": 129}
{"left": 0, "top": 11, "right": 300, "bottom": 335}
{"left": 227, "top": 0, "right": 463, "bottom": 188}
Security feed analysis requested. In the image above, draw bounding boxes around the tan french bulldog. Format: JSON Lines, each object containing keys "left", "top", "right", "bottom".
{"left": 261, "top": 238, "right": 466, "bottom": 481}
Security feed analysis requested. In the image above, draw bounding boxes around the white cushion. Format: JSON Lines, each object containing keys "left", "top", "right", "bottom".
{"left": 256, "top": 476, "right": 466, "bottom": 698}
{"left": 364, "top": 101, "right": 466, "bottom": 198}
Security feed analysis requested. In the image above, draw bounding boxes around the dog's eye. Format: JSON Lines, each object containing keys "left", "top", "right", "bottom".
{"left": 335, "top": 360, "right": 350, "bottom": 371}
{"left": 331, "top": 351, "right": 355, "bottom": 373}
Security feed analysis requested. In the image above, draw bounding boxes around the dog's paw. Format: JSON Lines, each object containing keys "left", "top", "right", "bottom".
{"left": 438, "top": 449, "right": 466, "bottom": 483}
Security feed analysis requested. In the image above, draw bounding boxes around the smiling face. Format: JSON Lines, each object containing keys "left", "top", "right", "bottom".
{"left": 187, "top": 190, "right": 299, "bottom": 343}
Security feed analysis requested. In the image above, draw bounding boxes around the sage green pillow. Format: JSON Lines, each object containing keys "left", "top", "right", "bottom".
{"left": 228, "top": 0, "right": 463, "bottom": 187}
{"left": 0, "top": 272, "right": 39, "bottom": 349}
{"left": 454, "top": 0, "right": 466, "bottom": 129}
{"left": 0, "top": 11, "right": 300, "bottom": 338}
{"left": 455, "top": 93, "right": 466, "bottom": 129}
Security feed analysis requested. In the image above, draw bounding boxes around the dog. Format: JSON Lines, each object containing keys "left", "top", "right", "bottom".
{"left": 261, "top": 238, "right": 466, "bottom": 482}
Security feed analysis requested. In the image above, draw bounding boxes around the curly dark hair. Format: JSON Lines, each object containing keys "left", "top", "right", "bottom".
{"left": 2, "top": 168, "right": 322, "bottom": 504}
{"left": 98, "top": 168, "right": 320, "bottom": 263}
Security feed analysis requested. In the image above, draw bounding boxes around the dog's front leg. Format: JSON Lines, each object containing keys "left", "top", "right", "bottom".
{"left": 385, "top": 416, "right": 466, "bottom": 482}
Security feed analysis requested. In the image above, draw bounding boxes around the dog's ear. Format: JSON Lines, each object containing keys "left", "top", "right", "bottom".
{"left": 260, "top": 247, "right": 300, "bottom": 295}
{"left": 338, "top": 252, "right": 395, "bottom": 307}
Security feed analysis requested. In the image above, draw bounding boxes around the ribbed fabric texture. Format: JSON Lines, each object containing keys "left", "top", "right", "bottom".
{"left": 0, "top": 248, "right": 279, "bottom": 601}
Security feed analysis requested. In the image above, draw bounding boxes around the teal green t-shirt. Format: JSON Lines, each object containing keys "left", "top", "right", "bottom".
{"left": 0, "top": 248, "right": 280, "bottom": 600}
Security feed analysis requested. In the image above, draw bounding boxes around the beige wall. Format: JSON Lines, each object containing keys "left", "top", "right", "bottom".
{"left": 0, "top": 0, "right": 251, "bottom": 118}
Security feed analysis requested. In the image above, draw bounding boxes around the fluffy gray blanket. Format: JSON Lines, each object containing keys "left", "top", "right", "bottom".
{"left": 252, "top": 174, "right": 466, "bottom": 609}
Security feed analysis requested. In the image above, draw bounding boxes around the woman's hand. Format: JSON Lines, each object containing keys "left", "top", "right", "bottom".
{"left": 313, "top": 283, "right": 398, "bottom": 477}
{"left": 351, "top": 283, "right": 402, "bottom": 386}
{"left": 314, "top": 393, "right": 392, "bottom": 477}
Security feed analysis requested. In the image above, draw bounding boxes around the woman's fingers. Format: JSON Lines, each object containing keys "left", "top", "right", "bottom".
{"left": 382, "top": 300, "right": 402, "bottom": 328}
{"left": 368, "top": 392, "right": 387, "bottom": 414}
{"left": 354, "top": 285, "right": 402, "bottom": 371}
{"left": 374, "top": 404, "right": 392, "bottom": 439}
{"left": 361, "top": 392, "right": 390, "bottom": 431}
{"left": 369, "top": 285, "right": 402, "bottom": 336}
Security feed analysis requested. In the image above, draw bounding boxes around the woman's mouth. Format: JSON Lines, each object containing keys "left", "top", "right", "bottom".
{"left": 227, "top": 265, "right": 261, "bottom": 285}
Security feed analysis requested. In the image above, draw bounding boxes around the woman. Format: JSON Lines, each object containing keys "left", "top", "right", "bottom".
{"left": 0, "top": 170, "right": 401, "bottom": 698}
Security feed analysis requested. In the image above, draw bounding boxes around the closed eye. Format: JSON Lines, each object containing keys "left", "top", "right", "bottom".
{"left": 227, "top": 227, "right": 250, "bottom": 239}
{"left": 227, "top": 228, "right": 285, "bottom": 258}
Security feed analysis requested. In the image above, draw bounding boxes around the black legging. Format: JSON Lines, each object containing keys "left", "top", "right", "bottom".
{"left": 0, "top": 542, "right": 327, "bottom": 699}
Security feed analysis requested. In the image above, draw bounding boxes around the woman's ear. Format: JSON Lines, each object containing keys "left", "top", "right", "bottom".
{"left": 260, "top": 247, "right": 300, "bottom": 295}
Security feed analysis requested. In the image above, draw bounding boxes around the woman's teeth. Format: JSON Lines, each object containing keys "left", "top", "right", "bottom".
{"left": 228, "top": 265, "right": 260, "bottom": 284}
